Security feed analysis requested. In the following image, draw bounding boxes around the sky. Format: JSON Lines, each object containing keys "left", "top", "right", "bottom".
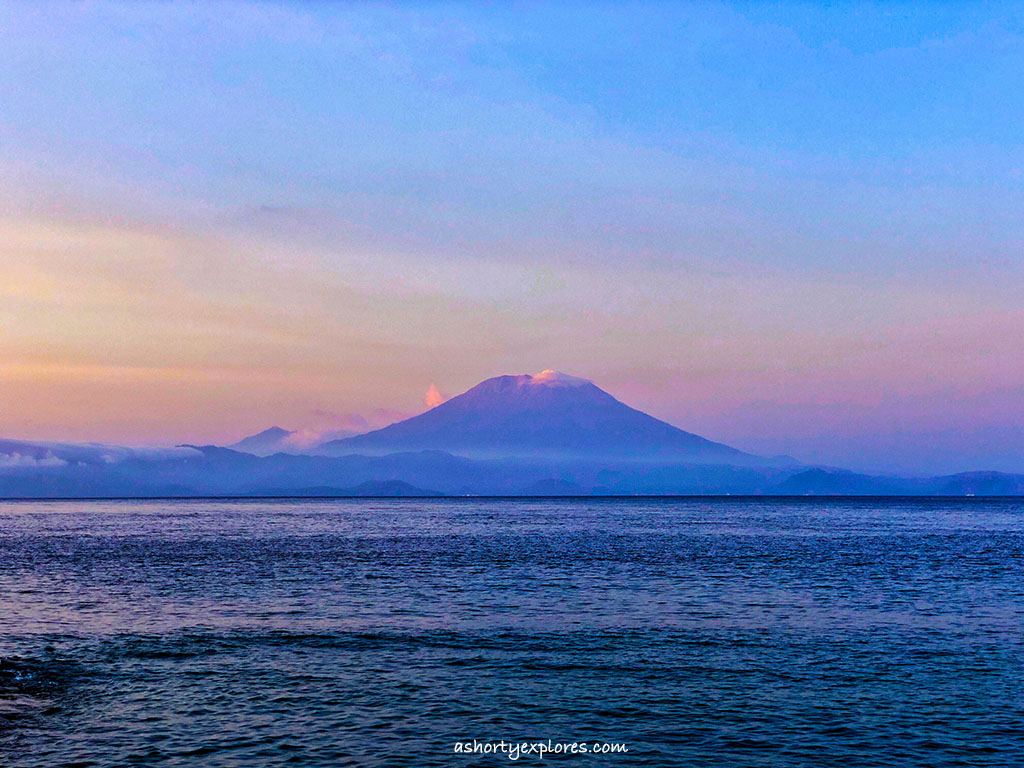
{"left": 1, "top": 1, "right": 1022, "bottom": 475}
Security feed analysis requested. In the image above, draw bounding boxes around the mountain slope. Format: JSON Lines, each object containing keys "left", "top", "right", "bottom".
{"left": 321, "top": 370, "right": 760, "bottom": 464}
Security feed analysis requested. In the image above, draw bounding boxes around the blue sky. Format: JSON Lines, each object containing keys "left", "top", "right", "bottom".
{"left": 1, "top": 1, "right": 1022, "bottom": 474}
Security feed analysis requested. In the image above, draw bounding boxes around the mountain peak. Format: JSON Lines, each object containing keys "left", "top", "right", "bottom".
{"left": 529, "top": 369, "right": 591, "bottom": 387}
{"left": 463, "top": 371, "right": 598, "bottom": 398}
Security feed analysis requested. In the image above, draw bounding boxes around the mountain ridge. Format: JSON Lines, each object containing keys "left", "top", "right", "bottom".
{"left": 0, "top": 441, "right": 1021, "bottom": 497}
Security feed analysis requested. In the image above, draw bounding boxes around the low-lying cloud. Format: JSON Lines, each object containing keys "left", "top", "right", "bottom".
{"left": 0, "top": 451, "right": 68, "bottom": 470}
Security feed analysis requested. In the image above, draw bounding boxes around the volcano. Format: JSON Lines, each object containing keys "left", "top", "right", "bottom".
{"left": 320, "top": 370, "right": 759, "bottom": 464}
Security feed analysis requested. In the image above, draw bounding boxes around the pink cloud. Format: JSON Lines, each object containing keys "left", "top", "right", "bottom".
{"left": 424, "top": 383, "right": 447, "bottom": 409}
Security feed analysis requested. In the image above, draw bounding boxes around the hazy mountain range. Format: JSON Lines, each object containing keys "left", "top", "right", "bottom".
{"left": 2, "top": 371, "right": 1022, "bottom": 497}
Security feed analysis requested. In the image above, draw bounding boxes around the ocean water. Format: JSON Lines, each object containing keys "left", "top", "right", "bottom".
{"left": 0, "top": 498, "right": 1022, "bottom": 767}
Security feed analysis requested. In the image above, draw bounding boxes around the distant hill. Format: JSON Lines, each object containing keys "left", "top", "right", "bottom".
{"left": 769, "top": 468, "right": 1024, "bottom": 496}
{"left": 229, "top": 425, "right": 364, "bottom": 456}
{"left": 321, "top": 370, "right": 772, "bottom": 464}
{"left": 229, "top": 427, "right": 296, "bottom": 456}
{"left": 769, "top": 468, "right": 908, "bottom": 495}
{"left": 929, "top": 471, "right": 1024, "bottom": 496}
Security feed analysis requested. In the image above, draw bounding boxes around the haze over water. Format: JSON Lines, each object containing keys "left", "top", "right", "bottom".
{"left": 1, "top": 497, "right": 1022, "bottom": 766}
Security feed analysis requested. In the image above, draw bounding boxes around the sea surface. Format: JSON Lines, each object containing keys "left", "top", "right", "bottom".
{"left": 0, "top": 497, "right": 1022, "bottom": 766}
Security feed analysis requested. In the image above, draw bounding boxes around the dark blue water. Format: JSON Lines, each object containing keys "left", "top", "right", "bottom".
{"left": 1, "top": 498, "right": 1022, "bottom": 766}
